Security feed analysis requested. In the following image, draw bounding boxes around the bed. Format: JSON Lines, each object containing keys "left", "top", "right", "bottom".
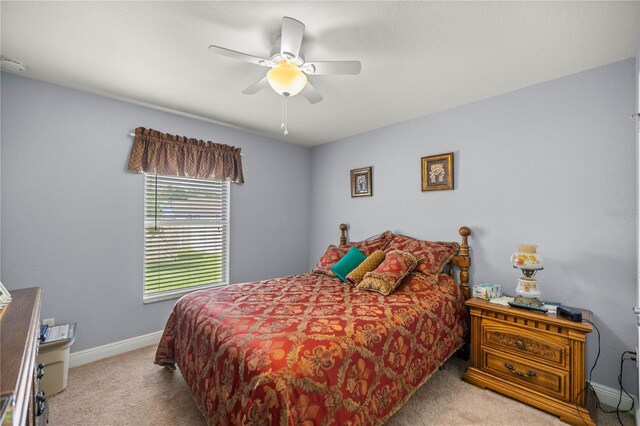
{"left": 155, "top": 224, "right": 472, "bottom": 425}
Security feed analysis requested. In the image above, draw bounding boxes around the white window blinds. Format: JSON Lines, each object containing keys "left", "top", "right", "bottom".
{"left": 144, "top": 174, "right": 229, "bottom": 301}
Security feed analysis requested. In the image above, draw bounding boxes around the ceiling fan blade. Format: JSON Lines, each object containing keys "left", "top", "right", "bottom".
{"left": 280, "top": 17, "right": 305, "bottom": 59}
{"left": 300, "top": 82, "right": 323, "bottom": 104}
{"left": 208, "top": 45, "right": 272, "bottom": 67}
{"left": 303, "top": 61, "right": 362, "bottom": 75}
{"left": 241, "top": 77, "right": 269, "bottom": 95}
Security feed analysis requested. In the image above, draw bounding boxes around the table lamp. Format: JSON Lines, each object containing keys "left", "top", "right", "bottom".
{"left": 511, "top": 244, "right": 544, "bottom": 303}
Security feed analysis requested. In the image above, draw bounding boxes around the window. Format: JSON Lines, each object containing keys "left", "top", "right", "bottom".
{"left": 144, "top": 174, "right": 229, "bottom": 302}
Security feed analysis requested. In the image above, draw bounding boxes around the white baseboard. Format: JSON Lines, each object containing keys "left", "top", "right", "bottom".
{"left": 591, "top": 381, "right": 634, "bottom": 412}
{"left": 69, "top": 330, "right": 163, "bottom": 368}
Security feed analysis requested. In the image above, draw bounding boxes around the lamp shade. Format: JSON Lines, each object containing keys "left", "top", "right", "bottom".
{"left": 267, "top": 61, "right": 307, "bottom": 97}
{"left": 511, "top": 244, "right": 543, "bottom": 270}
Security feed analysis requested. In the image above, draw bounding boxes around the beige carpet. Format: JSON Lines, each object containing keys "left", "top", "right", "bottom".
{"left": 48, "top": 345, "right": 634, "bottom": 425}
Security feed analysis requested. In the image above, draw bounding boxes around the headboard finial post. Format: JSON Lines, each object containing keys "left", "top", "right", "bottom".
{"left": 459, "top": 226, "right": 470, "bottom": 256}
{"left": 458, "top": 226, "right": 471, "bottom": 298}
{"left": 339, "top": 224, "right": 348, "bottom": 246}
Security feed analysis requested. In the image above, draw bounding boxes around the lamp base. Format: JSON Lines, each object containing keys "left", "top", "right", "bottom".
{"left": 513, "top": 295, "right": 544, "bottom": 308}
{"left": 515, "top": 277, "right": 541, "bottom": 298}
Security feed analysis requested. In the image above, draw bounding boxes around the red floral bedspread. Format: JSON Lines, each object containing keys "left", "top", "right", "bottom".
{"left": 155, "top": 272, "right": 467, "bottom": 425}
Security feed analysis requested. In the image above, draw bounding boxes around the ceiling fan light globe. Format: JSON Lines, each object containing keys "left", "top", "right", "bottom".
{"left": 267, "top": 61, "right": 308, "bottom": 97}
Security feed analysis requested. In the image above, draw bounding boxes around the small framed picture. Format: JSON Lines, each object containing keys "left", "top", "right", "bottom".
{"left": 351, "top": 167, "right": 372, "bottom": 197}
{"left": 0, "top": 282, "right": 12, "bottom": 305}
{"left": 421, "top": 152, "right": 454, "bottom": 191}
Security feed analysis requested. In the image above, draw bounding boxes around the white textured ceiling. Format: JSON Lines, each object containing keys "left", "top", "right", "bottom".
{"left": 1, "top": 1, "right": 638, "bottom": 146}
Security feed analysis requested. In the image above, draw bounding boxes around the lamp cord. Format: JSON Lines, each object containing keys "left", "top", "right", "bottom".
{"left": 574, "top": 319, "right": 635, "bottom": 426}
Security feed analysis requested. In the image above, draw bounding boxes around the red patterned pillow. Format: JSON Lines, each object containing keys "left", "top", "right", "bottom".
{"left": 356, "top": 250, "right": 421, "bottom": 296}
{"left": 343, "top": 230, "right": 394, "bottom": 256}
{"left": 385, "top": 235, "right": 459, "bottom": 275}
{"left": 311, "top": 245, "right": 350, "bottom": 277}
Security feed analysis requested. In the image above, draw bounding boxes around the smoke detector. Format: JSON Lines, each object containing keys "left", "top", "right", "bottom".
{"left": 1, "top": 57, "right": 26, "bottom": 72}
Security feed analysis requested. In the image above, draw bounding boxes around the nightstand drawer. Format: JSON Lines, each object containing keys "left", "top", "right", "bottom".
{"left": 481, "top": 320, "right": 570, "bottom": 369}
{"left": 481, "top": 348, "right": 569, "bottom": 401}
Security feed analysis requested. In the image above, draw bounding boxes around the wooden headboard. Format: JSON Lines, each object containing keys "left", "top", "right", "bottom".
{"left": 338, "top": 224, "right": 472, "bottom": 299}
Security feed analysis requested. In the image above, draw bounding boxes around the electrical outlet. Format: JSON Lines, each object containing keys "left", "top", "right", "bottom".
{"left": 42, "top": 318, "right": 55, "bottom": 327}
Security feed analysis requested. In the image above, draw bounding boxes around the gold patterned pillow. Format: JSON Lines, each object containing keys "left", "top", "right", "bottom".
{"left": 346, "top": 250, "right": 386, "bottom": 285}
{"left": 356, "top": 250, "right": 421, "bottom": 296}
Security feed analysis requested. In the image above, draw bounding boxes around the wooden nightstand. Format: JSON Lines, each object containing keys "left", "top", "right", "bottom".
{"left": 462, "top": 298, "right": 596, "bottom": 426}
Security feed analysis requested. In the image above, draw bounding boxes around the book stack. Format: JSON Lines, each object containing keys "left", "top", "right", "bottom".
{"left": 0, "top": 295, "right": 11, "bottom": 310}
{"left": 542, "top": 302, "right": 561, "bottom": 313}
{"left": 0, "top": 282, "right": 12, "bottom": 311}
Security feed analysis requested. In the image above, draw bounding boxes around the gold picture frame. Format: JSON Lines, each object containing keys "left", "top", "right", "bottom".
{"left": 351, "top": 167, "right": 372, "bottom": 197}
{"left": 421, "top": 153, "right": 454, "bottom": 191}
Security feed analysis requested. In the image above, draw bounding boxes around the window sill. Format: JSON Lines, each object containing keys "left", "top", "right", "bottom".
{"left": 143, "top": 283, "right": 228, "bottom": 304}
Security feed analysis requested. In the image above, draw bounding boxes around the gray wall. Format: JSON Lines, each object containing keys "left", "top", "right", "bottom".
{"left": 310, "top": 59, "right": 637, "bottom": 391}
{"left": 1, "top": 72, "right": 311, "bottom": 351}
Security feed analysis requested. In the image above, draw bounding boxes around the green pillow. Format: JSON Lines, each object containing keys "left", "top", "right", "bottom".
{"left": 331, "top": 246, "right": 367, "bottom": 282}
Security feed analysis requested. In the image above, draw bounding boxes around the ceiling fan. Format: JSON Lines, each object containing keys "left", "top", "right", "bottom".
{"left": 208, "top": 17, "right": 362, "bottom": 134}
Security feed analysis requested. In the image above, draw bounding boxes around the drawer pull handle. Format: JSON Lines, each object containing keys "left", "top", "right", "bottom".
{"left": 515, "top": 340, "right": 525, "bottom": 350}
{"left": 37, "top": 362, "right": 45, "bottom": 379}
{"left": 504, "top": 362, "right": 537, "bottom": 378}
{"left": 36, "top": 391, "right": 46, "bottom": 416}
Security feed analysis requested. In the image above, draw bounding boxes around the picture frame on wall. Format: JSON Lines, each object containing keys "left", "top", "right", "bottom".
{"left": 421, "top": 152, "right": 454, "bottom": 191}
{"left": 351, "top": 167, "right": 372, "bottom": 197}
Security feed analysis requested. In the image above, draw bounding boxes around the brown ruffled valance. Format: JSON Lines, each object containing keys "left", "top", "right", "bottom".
{"left": 127, "top": 127, "right": 244, "bottom": 183}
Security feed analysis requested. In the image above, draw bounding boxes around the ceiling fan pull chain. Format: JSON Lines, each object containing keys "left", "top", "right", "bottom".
{"left": 282, "top": 95, "right": 289, "bottom": 135}
{"left": 280, "top": 96, "right": 286, "bottom": 130}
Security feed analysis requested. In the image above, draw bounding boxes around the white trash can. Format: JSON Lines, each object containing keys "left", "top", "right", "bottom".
{"left": 38, "top": 323, "right": 77, "bottom": 396}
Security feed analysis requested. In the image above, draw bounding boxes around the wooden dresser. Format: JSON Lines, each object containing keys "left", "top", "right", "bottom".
{"left": 462, "top": 298, "right": 595, "bottom": 426}
{"left": 1, "top": 288, "right": 48, "bottom": 426}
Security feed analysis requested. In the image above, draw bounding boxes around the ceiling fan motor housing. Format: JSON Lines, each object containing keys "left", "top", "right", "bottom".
{"left": 270, "top": 35, "right": 305, "bottom": 65}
